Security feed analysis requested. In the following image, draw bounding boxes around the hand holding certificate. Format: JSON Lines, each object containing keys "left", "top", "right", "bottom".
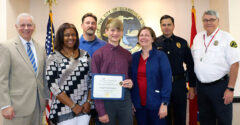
{"left": 121, "top": 79, "right": 133, "bottom": 89}
{"left": 91, "top": 74, "right": 125, "bottom": 100}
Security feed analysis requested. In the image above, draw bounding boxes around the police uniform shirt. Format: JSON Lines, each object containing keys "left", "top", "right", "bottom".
{"left": 191, "top": 28, "right": 240, "bottom": 83}
{"left": 153, "top": 34, "right": 196, "bottom": 87}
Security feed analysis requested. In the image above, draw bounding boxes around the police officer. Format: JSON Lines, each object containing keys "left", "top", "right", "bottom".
{"left": 191, "top": 10, "right": 240, "bottom": 125}
{"left": 153, "top": 15, "right": 196, "bottom": 125}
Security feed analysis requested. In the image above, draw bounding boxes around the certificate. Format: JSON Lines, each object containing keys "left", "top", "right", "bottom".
{"left": 91, "top": 74, "right": 125, "bottom": 100}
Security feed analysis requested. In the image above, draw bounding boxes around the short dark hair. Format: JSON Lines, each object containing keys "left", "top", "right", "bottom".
{"left": 55, "top": 23, "right": 79, "bottom": 51}
{"left": 160, "top": 15, "right": 174, "bottom": 24}
{"left": 82, "top": 13, "right": 97, "bottom": 23}
{"left": 137, "top": 26, "right": 156, "bottom": 41}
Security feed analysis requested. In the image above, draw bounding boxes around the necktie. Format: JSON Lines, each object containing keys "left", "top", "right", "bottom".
{"left": 26, "top": 42, "right": 37, "bottom": 73}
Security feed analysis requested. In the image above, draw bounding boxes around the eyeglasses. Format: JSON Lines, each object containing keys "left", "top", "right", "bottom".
{"left": 64, "top": 33, "right": 76, "bottom": 37}
{"left": 202, "top": 18, "right": 217, "bottom": 23}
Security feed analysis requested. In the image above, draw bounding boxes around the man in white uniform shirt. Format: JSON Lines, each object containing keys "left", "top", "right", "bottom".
{"left": 191, "top": 10, "right": 240, "bottom": 125}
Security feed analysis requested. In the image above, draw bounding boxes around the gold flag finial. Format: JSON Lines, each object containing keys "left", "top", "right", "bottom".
{"left": 192, "top": 0, "right": 195, "bottom": 8}
{"left": 45, "top": 0, "right": 57, "bottom": 11}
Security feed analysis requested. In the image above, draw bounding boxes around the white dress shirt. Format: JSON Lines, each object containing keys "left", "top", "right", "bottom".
{"left": 191, "top": 28, "right": 240, "bottom": 83}
{"left": 19, "top": 35, "right": 38, "bottom": 69}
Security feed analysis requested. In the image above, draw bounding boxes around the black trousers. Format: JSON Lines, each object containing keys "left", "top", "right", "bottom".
{"left": 167, "top": 78, "right": 187, "bottom": 125}
{"left": 103, "top": 90, "right": 133, "bottom": 125}
{"left": 135, "top": 106, "right": 166, "bottom": 125}
{"left": 197, "top": 78, "right": 232, "bottom": 125}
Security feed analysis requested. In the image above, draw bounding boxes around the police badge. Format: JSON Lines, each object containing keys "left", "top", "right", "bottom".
{"left": 214, "top": 40, "right": 219, "bottom": 46}
{"left": 176, "top": 42, "right": 181, "bottom": 48}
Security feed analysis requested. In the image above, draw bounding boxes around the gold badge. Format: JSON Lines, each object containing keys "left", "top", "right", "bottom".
{"left": 119, "top": 81, "right": 123, "bottom": 86}
{"left": 230, "top": 41, "right": 238, "bottom": 48}
{"left": 176, "top": 42, "right": 181, "bottom": 48}
{"left": 214, "top": 40, "right": 219, "bottom": 46}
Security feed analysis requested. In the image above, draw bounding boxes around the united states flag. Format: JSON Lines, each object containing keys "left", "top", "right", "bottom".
{"left": 45, "top": 11, "right": 55, "bottom": 55}
{"left": 44, "top": 11, "right": 55, "bottom": 125}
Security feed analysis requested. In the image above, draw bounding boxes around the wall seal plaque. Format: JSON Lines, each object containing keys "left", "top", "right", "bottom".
{"left": 97, "top": 7, "right": 145, "bottom": 53}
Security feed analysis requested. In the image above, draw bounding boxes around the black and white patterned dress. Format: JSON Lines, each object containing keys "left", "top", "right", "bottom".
{"left": 46, "top": 49, "right": 91, "bottom": 124}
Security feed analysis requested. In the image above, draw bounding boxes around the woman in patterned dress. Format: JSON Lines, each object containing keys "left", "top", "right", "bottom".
{"left": 46, "top": 23, "right": 92, "bottom": 125}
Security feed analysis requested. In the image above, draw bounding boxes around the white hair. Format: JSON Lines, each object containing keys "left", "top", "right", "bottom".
{"left": 16, "top": 13, "right": 35, "bottom": 25}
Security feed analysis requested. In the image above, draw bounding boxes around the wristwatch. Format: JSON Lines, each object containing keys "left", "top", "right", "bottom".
{"left": 227, "top": 87, "right": 234, "bottom": 92}
{"left": 70, "top": 103, "right": 76, "bottom": 109}
{"left": 87, "top": 99, "right": 93, "bottom": 105}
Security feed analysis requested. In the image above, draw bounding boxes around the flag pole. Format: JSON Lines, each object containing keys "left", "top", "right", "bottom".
{"left": 46, "top": 0, "right": 56, "bottom": 52}
{"left": 191, "top": 0, "right": 196, "bottom": 23}
{"left": 189, "top": 1, "right": 198, "bottom": 125}
{"left": 44, "top": 1, "right": 56, "bottom": 124}
{"left": 48, "top": 0, "right": 52, "bottom": 12}
{"left": 45, "top": 0, "right": 56, "bottom": 8}
{"left": 192, "top": 0, "right": 194, "bottom": 8}
{"left": 190, "top": 0, "right": 196, "bottom": 47}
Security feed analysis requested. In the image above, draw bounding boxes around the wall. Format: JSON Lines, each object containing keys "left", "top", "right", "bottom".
{"left": 229, "top": 0, "right": 240, "bottom": 97}
{"left": 6, "top": 0, "right": 30, "bottom": 39}
{"left": 0, "top": 0, "right": 7, "bottom": 42}
{"left": 210, "top": 0, "right": 229, "bottom": 31}
{"left": 29, "top": 0, "right": 209, "bottom": 47}
{"left": 1, "top": 0, "right": 240, "bottom": 125}
{"left": 229, "top": 0, "right": 240, "bottom": 42}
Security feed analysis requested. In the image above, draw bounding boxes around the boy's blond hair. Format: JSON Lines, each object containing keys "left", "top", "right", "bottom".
{"left": 105, "top": 18, "right": 123, "bottom": 31}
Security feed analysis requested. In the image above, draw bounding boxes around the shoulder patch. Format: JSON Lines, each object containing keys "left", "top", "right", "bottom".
{"left": 230, "top": 41, "right": 238, "bottom": 48}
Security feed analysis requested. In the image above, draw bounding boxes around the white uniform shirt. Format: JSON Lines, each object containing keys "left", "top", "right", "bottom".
{"left": 191, "top": 28, "right": 240, "bottom": 83}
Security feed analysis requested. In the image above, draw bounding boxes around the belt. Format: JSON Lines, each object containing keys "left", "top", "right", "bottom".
{"left": 172, "top": 74, "right": 185, "bottom": 82}
{"left": 197, "top": 75, "right": 229, "bottom": 85}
